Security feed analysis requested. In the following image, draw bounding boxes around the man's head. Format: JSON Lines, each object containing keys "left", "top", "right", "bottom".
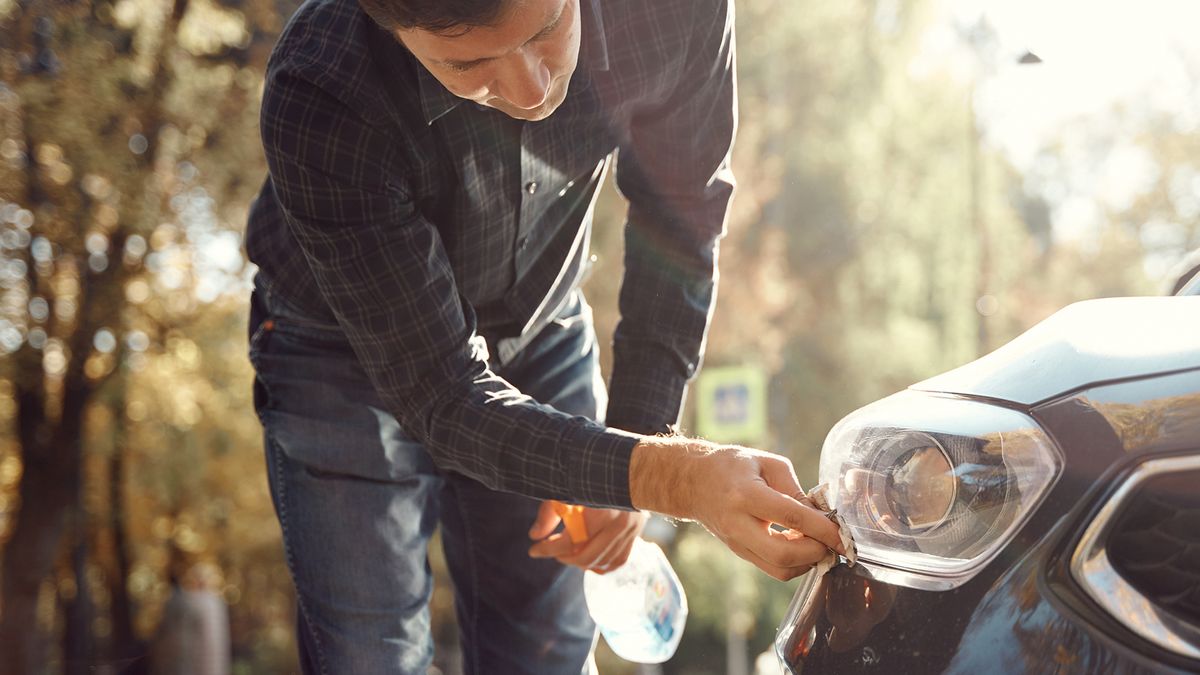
{"left": 362, "top": 0, "right": 581, "bottom": 122}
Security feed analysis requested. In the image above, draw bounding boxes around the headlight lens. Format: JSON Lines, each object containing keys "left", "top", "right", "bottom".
{"left": 818, "top": 390, "right": 1062, "bottom": 588}
{"left": 865, "top": 431, "right": 957, "bottom": 535}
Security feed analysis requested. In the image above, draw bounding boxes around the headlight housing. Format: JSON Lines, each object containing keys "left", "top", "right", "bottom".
{"left": 818, "top": 390, "right": 1063, "bottom": 589}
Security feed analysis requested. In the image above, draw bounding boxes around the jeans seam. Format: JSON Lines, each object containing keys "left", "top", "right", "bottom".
{"left": 269, "top": 434, "right": 331, "bottom": 675}
{"left": 450, "top": 485, "right": 482, "bottom": 674}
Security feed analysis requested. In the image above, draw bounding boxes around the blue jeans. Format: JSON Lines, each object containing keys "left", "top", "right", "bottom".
{"left": 248, "top": 273, "right": 602, "bottom": 674}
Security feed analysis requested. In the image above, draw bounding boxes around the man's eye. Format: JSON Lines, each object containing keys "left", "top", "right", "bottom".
{"left": 531, "top": 26, "right": 557, "bottom": 42}
{"left": 444, "top": 60, "right": 486, "bottom": 73}
{"left": 531, "top": 17, "right": 563, "bottom": 42}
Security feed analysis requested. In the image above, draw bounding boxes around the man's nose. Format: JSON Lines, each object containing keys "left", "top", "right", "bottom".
{"left": 500, "top": 50, "right": 551, "bottom": 110}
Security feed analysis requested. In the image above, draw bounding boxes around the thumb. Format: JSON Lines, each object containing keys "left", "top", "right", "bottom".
{"left": 759, "top": 454, "right": 806, "bottom": 501}
{"left": 528, "top": 500, "right": 562, "bottom": 541}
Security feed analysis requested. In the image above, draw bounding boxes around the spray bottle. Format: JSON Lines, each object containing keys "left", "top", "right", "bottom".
{"left": 552, "top": 502, "right": 688, "bottom": 664}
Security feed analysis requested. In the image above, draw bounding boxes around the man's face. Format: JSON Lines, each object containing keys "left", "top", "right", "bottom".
{"left": 396, "top": 0, "right": 581, "bottom": 122}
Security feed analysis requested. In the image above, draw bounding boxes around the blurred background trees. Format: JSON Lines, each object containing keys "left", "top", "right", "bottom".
{"left": 0, "top": 0, "right": 1195, "bottom": 673}
{"left": 0, "top": 0, "right": 297, "bottom": 671}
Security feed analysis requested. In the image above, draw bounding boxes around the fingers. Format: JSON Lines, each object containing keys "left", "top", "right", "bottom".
{"left": 528, "top": 500, "right": 563, "bottom": 541}
{"left": 748, "top": 484, "right": 845, "bottom": 554}
{"left": 531, "top": 531, "right": 636, "bottom": 573}
{"left": 722, "top": 536, "right": 817, "bottom": 581}
{"left": 752, "top": 519, "right": 831, "bottom": 568}
{"left": 529, "top": 509, "right": 646, "bottom": 572}
{"left": 556, "top": 529, "right": 620, "bottom": 569}
{"left": 762, "top": 525, "right": 830, "bottom": 566}
{"left": 528, "top": 532, "right": 575, "bottom": 559}
{"left": 592, "top": 536, "right": 636, "bottom": 573}
{"left": 759, "top": 455, "right": 805, "bottom": 501}
{"left": 718, "top": 516, "right": 832, "bottom": 580}
{"left": 559, "top": 512, "right": 643, "bottom": 570}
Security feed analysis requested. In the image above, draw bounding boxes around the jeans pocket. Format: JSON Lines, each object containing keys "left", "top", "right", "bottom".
{"left": 248, "top": 320, "right": 272, "bottom": 367}
{"left": 253, "top": 269, "right": 352, "bottom": 349}
{"left": 248, "top": 290, "right": 275, "bottom": 419}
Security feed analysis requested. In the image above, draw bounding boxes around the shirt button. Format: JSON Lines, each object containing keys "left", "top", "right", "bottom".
{"left": 517, "top": 236, "right": 529, "bottom": 251}
{"left": 525, "top": 181, "right": 538, "bottom": 195}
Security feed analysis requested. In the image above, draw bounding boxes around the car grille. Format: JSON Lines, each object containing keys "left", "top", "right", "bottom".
{"left": 1106, "top": 469, "right": 1200, "bottom": 628}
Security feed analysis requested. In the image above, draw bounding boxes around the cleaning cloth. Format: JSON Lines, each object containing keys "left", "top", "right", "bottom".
{"left": 806, "top": 483, "right": 857, "bottom": 577}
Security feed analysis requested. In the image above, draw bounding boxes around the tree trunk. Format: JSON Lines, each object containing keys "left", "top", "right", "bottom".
{"left": 62, "top": 516, "right": 94, "bottom": 675}
{"left": 109, "top": 377, "right": 148, "bottom": 675}
{"left": 1, "top": 349, "right": 92, "bottom": 674}
{"left": 0, "top": 439, "right": 79, "bottom": 674}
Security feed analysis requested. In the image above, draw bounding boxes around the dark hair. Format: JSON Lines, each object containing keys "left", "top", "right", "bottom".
{"left": 358, "top": 0, "right": 510, "bottom": 34}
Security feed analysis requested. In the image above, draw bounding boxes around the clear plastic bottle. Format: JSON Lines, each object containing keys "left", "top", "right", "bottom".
{"left": 584, "top": 537, "right": 688, "bottom": 663}
{"left": 553, "top": 503, "right": 688, "bottom": 664}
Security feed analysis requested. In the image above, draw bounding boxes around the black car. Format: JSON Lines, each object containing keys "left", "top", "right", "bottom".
{"left": 775, "top": 273, "right": 1200, "bottom": 673}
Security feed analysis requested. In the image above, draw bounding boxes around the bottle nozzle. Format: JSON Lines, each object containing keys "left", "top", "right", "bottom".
{"left": 551, "top": 501, "right": 590, "bottom": 543}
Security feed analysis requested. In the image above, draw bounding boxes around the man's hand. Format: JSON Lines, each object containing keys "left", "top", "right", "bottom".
{"left": 527, "top": 502, "right": 648, "bottom": 573}
{"left": 629, "top": 436, "right": 844, "bottom": 581}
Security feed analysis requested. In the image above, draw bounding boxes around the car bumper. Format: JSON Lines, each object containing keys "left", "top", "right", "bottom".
{"left": 774, "top": 546, "right": 1197, "bottom": 675}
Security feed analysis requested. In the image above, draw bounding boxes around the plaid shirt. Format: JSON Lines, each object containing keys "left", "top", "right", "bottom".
{"left": 245, "top": 0, "right": 736, "bottom": 508}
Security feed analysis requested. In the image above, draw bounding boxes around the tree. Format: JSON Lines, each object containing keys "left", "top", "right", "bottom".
{"left": 0, "top": 0, "right": 293, "bottom": 670}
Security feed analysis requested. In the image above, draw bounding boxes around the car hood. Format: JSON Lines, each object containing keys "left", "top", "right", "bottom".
{"left": 911, "top": 296, "right": 1200, "bottom": 405}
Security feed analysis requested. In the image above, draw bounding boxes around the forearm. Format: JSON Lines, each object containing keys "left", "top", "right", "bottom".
{"left": 628, "top": 435, "right": 712, "bottom": 517}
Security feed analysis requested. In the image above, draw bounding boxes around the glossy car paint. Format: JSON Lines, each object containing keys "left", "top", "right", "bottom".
{"left": 778, "top": 303, "right": 1200, "bottom": 674}
{"left": 912, "top": 297, "right": 1200, "bottom": 406}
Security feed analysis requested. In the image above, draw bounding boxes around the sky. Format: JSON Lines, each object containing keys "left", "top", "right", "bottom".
{"left": 924, "top": 0, "right": 1200, "bottom": 165}
{"left": 913, "top": 0, "right": 1200, "bottom": 264}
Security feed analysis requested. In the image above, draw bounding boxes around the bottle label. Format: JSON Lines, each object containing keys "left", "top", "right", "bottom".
{"left": 648, "top": 562, "right": 683, "bottom": 641}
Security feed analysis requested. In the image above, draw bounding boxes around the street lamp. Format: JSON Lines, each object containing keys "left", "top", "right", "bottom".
{"left": 970, "top": 43, "right": 1042, "bottom": 357}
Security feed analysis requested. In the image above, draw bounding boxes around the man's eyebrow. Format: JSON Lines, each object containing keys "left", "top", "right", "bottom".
{"left": 437, "top": 1, "right": 567, "bottom": 69}
{"left": 440, "top": 55, "right": 494, "bottom": 69}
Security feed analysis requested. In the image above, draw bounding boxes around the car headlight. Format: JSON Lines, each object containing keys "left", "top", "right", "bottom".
{"left": 818, "top": 390, "right": 1063, "bottom": 589}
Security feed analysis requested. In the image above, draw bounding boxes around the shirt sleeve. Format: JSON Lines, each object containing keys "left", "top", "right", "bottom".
{"left": 609, "top": 0, "right": 737, "bottom": 435}
{"left": 259, "top": 64, "right": 642, "bottom": 508}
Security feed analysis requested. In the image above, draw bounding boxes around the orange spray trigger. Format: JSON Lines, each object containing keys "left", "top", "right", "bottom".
{"left": 551, "top": 501, "right": 590, "bottom": 544}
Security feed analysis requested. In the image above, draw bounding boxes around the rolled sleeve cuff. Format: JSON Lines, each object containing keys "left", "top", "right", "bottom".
{"left": 566, "top": 424, "right": 643, "bottom": 509}
{"left": 605, "top": 353, "right": 692, "bottom": 437}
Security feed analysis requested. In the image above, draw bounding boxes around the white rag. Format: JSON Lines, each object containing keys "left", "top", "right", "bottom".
{"left": 806, "top": 482, "right": 857, "bottom": 577}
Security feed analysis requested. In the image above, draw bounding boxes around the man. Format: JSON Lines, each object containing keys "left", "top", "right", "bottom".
{"left": 244, "top": 0, "right": 844, "bottom": 672}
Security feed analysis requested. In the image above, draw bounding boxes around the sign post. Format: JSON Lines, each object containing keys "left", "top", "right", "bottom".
{"left": 694, "top": 364, "right": 767, "bottom": 446}
{"left": 693, "top": 364, "right": 769, "bottom": 675}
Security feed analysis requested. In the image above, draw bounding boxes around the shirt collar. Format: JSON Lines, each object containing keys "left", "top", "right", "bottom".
{"left": 416, "top": 63, "right": 464, "bottom": 126}
{"left": 416, "top": 0, "right": 610, "bottom": 126}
